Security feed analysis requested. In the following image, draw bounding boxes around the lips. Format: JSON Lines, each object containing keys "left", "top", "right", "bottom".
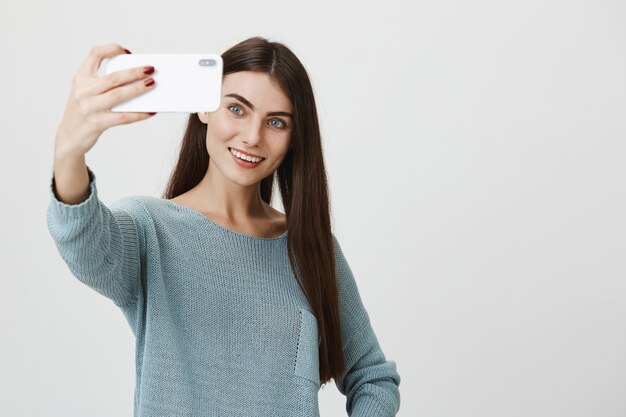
{"left": 228, "top": 147, "right": 265, "bottom": 160}
{"left": 229, "top": 149, "right": 263, "bottom": 168}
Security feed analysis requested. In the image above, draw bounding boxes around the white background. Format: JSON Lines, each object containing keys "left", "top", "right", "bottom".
{"left": 1, "top": 0, "right": 625, "bottom": 416}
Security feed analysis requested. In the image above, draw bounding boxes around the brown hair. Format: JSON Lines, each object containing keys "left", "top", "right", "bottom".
{"left": 161, "top": 36, "right": 345, "bottom": 385}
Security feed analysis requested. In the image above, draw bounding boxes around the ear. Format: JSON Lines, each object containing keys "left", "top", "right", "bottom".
{"left": 197, "top": 112, "right": 209, "bottom": 124}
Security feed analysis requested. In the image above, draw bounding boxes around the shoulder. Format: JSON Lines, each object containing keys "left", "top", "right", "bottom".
{"left": 109, "top": 195, "right": 167, "bottom": 225}
{"left": 330, "top": 232, "right": 345, "bottom": 258}
{"left": 111, "top": 196, "right": 210, "bottom": 229}
{"left": 330, "top": 233, "right": 353, "bottom": 282}
{"left": 111, "top": 195, "right": 148, "bottom": 212}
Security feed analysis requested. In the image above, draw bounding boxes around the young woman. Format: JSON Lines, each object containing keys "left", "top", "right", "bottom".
{"left": 47, "top": 37, "right": 401, "bottom": 417}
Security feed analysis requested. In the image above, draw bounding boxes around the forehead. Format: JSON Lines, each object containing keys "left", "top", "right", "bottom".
{"left": 222, "top": 71, "right": 291, "bottom": 111}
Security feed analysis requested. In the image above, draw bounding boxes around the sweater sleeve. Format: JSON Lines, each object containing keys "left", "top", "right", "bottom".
{"left": 46, "top": 165, "right": 144, "bottom": 309}
{"left": 332, "top": 234, "right": 401, "bottom": 417}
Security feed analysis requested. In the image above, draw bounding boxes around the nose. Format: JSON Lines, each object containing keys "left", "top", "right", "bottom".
{"left": 242, "top": 119, "right": 263, "bottom": 147}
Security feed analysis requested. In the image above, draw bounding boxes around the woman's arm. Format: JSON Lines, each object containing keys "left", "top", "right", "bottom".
{"left": 46, "top": 162, "right": 144, "bottom": 309}
{"left": 46, "top": 44, "right": 158, "bottom": 311}
{"left": 332, "top": 234, "right": 401, "bottom": 417}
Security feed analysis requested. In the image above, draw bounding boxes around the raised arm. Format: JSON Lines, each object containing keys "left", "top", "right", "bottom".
{"left": 46, "top": 43, "right": 157, "bottom": 310}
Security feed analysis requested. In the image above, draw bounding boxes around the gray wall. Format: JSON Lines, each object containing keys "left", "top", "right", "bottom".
{"left": 1, "top": 0, "right": 624, "bottom": 416}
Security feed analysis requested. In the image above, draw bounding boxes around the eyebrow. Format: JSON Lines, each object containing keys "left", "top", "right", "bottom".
{"left": 224, "top": 93, "right": 293, "bottom": 118}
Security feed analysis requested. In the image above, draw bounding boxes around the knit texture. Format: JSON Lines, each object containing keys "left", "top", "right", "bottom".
{"left": 46, "top": 165, "right": 401, "bottom": 417}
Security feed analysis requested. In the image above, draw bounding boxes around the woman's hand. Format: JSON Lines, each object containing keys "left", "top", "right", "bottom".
{"left": 54, "top": 43, "right": 157, "bottom": 159}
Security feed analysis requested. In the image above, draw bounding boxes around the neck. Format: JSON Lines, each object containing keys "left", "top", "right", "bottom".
{"left": 188, "top": 160, "right": 270, "bottom": 223}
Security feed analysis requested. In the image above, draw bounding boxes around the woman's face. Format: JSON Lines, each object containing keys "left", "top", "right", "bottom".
{"left": 199, "top": 71, "right": 293, "bottom": 187}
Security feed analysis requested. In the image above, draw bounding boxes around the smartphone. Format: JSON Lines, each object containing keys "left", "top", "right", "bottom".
{"left": 101, "top": 53, "right": 223, "bottom": 113}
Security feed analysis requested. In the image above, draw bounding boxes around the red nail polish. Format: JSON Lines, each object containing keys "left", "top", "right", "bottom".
{"left": 124, "top": 48, "right": 132, "bottom": 54}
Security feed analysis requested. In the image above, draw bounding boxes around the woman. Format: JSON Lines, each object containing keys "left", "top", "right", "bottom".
{"left": 47, "top": 37, "right": 401, "bottom": 417}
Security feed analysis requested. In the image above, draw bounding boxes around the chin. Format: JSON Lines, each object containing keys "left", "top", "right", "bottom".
{"left": 224, "top": 168, "right": 265, "bottom": 187}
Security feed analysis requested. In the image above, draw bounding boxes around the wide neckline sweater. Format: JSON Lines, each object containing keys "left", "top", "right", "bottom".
{"left": 46, "top": 165, "right": 401, "bottom": 417}
{"left": 162, "top": 198, "right": 289, "bottom": 240}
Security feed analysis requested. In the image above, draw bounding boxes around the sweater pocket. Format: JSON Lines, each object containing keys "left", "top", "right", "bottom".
{"left": 294, "top": 308, "right": 321, "bottom": 387}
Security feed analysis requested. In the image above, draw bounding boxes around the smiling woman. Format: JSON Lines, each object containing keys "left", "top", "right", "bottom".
{"left": 166, "top": 69, "right": 295, "bottom": 238}
{"left": 46, "top": 36, "right": 400, "bottom": 417}
{"left": 191, "top": 70, "right": 294, "bottom": 193}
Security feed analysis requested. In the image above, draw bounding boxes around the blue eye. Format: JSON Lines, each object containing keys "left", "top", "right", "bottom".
{"left": 228, "top": 104, "right": 288, "bottom": 130}
{"left": 228, "top": 104, "right": 243, "bottom": 115}
{"left": 270, "top": 119, "right": 286, "bottom": 129}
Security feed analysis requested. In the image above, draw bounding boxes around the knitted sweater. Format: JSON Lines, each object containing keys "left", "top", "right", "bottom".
{"left": 46, "top": 165, "right": 401, "bottom": 417}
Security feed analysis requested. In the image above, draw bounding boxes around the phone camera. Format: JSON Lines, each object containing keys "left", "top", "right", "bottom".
{"left": 199, "top": 59, "right": 216, "bottom": 67}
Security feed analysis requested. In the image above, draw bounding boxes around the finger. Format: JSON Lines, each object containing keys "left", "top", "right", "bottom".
{"left": 92, "top": 111, "right": 156, "bottom": 129}
{"left": 83, "top": 63, "right": 153, "bottom": 97}
{"left": 76, "top": 43, "right": 128, "bottom": 80}
{"left": 87, "top": 76, "right": 155, "bottom": 113}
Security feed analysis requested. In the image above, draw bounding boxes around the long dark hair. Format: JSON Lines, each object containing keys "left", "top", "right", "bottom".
{"left": 161, "top": 36, "right": 345, "bottom": 385}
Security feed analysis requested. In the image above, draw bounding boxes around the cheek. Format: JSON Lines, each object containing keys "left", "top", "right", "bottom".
{"left": 270, "top": 137, "right": 292, "bottom": 160}
{"left": 208, "top": 113, "right": 237, "bottom": 141}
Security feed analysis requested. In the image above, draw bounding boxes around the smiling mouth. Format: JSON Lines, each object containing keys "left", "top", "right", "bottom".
{"left": 228, "top": 147, "right": 266, "bottom": 162}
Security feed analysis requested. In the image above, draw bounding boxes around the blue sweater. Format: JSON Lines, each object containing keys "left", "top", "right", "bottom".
{"left": 46, "top": 165, "right": 401, "bottom": 417}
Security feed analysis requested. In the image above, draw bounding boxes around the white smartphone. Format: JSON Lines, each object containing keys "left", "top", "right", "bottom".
{"left": 101, "top": 53, "right": 223, "bottom": 113}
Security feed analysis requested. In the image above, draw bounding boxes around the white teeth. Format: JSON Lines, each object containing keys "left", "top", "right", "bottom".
{"left": 230, "top": 148, "right": 263, "bottom": 163}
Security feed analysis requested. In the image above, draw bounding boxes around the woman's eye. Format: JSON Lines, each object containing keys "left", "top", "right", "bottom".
{"left": 270, "top": 119, "right": 287, "bottom": 129}
{"left": 228, "top": 104, "right": 243, "bottom": 115}
{"left": 228, "top": 104, "right": 288, "bottom": 130}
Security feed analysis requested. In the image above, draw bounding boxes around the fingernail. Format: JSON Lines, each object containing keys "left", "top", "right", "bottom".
{"left": 124, "top": 48, "right": 132, "bottom": 54}
{"left": 148, "top": 112, "right": 157, "bottom": 115}
{"left": 144, "top": 78, "right": 155, "bottom": 87}
{"left": 143, "top": 66, "right": 155, "bottom": 75}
